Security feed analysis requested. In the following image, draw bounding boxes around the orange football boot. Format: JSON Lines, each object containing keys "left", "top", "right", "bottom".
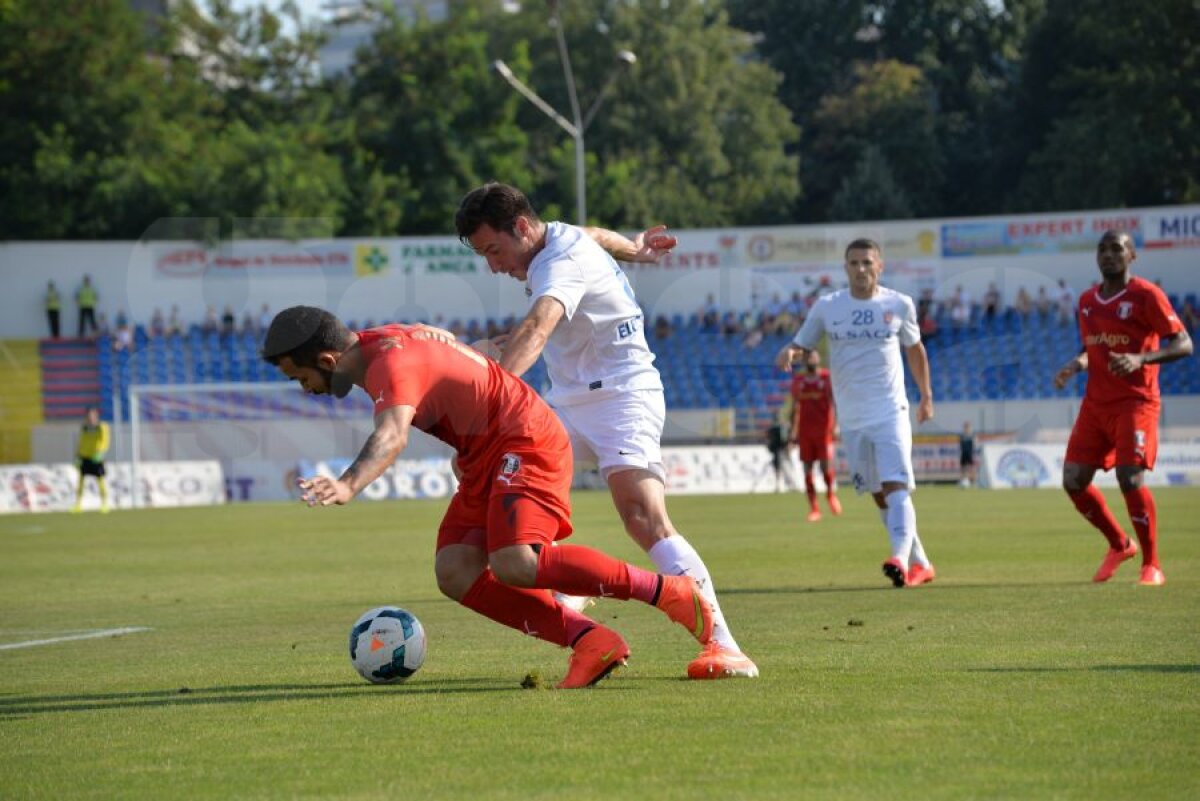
{"left": 907, "top": 563, "right": 936, "bottom": 587}
{"left": 556, "top": 626, "right": 630, "bottom": 689}
{"left": 1138, "top": 565, "right": 1165, "bottom": 586}
{"left": 687, "top": 642, "right": 759, "bottom": 679}
{"left": 1093, "top": 540, "right": 1138, "bottom": 583}
{"left": 655, "top": 575, "right": 714, "bottom": 644}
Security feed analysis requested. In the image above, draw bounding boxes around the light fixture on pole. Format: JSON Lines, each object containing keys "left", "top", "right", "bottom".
{"left": 493, "top": 6, "right": 636, "bottom": 225}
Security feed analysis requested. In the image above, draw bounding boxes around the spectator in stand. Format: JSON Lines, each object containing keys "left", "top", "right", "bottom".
{"left": 150, "top": 308, "right": 166, "bottom": 337}
{"left": 1181, "top": 297, "right": 1199, "bottom": 332}
{"left": 166, "top": 305, "right": 184, "bottom": 338}
{"left": 806, "top": 275, "right": 836, "bottom": 309}
{"left": 653, "top": 314, "right": 673, "bottom": 340}
{"left": 94, "top": 311, "right": 110, "bottom": 338}
{"left": 1014, "top": 286, "right": 1033, "bottom": 319}
{"left": 982, "top": 283, "right": 1001, "bottom": 322}
{"left": 112, "top": 310, "right": 133, "bottom": 352}
{"left": 776, "top": 291, "right": 805, "bottom": 334}
{"left": 202, "top": 306, "right": 219, "bottom": 334}
{"left": 45, "top": 280, "right": 62, "bottom": 339}
{"left": 700, "top": 293, "right": 720, "bottom": 332}
{"left": 1036, "top": 286, "right": 1052, "bottom": 320}
{"left": 949, "top": 285, "right": 972, "bottom": 328}
{"left": 1056, "top": 278, "right": 1076, "bottom": 326}
{"left": 76, "top": 275, "right": 99, "bottom": 337}
{"left": 762, "top": 293, "right": 785, "bottom": 334}
{"left": 720, "top": 310, "right": 741, "bottom": 338}
{"left": 258, "top": 303, "right": 272, "bottom": 333}
{"left": 221, "top": 305, "right": 237, "bottom": 335}
{"left": 916, "top": 287, "right": 936, "bottom": 324}
{"left": 465, "top": 318, "right": 483, "bottom": 342}
{"left": 240, "top": 310, "right": 257, "bottom": 335}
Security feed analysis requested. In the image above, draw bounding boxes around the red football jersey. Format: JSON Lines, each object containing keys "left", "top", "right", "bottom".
{"left": 1077, "top": 276, "right": 1184, "bottom": 406}
{"left": 357, "top": 325, "right": 570, "bottom": 512}
{"left": 790, "top": 367, "right": 835, "bottom": 436}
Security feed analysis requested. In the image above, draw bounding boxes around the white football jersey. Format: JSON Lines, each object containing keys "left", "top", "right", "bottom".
{"left": 528, "top": 222, "right": 662, "bottom": 407}
{"left": 791, "top": 287, "right": 921, "bottom": 429}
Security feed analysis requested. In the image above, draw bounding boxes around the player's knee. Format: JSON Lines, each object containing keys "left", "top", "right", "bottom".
{"left": 488, "top": 546, "right": 537, "bottom": 588}
{"left": 1115, "top": 466, "right": 1144, "bottom": 492}
{"left": 434, "top": 562, "right": 475, "bottom": 602}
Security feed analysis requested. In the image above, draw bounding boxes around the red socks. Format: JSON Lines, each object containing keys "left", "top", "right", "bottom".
{"left": 535, "top": 543, "right": 659, "bottom": 604}
{"left": 1122, "top": 487, "right": 1158, "bottom": 567}
{"left": 823, "top": 469, "right": 836, "bottom": 497}
{"left": 804, "top": 473, "right": 818, "bottom": 511}
{"left": 1068, "top": 485, "right": 1130, "bottom": 551}
{"left": 459, "top": 569, "right": 592, "bottom": 647}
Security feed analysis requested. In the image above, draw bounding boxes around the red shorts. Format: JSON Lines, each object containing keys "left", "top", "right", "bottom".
{"left": 436, "top": 446, "right": 573, "bottom": 553}
{"left": 797, "top": 434, "right": 834, "bottom": 464}
{"left": 1065, "top": 400, "right": 1160, "bottom": 470}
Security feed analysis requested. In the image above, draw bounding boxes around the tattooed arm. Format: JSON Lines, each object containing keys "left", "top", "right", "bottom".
{"left": 297, "top": 406, "right": 415, "bottom": 506}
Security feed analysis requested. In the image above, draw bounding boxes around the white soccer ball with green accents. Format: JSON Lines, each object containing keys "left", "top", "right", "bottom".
{"left": 349, "top": 606, "right": 426, "bottom": 684}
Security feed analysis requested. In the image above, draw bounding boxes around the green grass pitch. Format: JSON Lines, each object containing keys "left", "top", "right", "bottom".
{"left": 1, "top": 487, "right": 1198, "bottom": 800}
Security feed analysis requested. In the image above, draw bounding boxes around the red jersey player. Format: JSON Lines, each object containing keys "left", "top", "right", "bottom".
{"left": 789, "top": 350, "right": 842, "bottom": 522}
{"left": 1053, "top": 231, "right": 1193, "bottom": 586}
{"left": 261, "top": 307, "right": 714, "bottom": 687}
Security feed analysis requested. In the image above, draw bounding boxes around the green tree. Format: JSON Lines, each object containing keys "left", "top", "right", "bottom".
{"left": 1008, "top": 0, "right": 1199, "bottom": 210}
{"left": 337, "top": 0, "right": 533, "bottom": 234}
{"left": 829, "top": 144, "right": 914, "bottom": 221}
{"left": 488, "top": 0, "right": 799, "bottom": 228}
{"left": 0, "top": 0, "right": 175, "bottom": 238}
{"left": 805, "top": 60, "right": 942, "bottom": 220}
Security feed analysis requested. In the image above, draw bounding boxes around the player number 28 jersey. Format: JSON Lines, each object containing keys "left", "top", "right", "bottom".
{"left": 791, "top": 287, "right": 920, "bottom": 430}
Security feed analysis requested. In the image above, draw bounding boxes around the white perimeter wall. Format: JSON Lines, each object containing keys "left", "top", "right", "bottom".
{"left": 2, "top": 205, "right": 1198, "bottom": 338}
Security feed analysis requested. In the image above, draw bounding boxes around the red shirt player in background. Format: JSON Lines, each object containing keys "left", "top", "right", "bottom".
{"left": 1053, "top": 231, "right": 1193, "bottom": 586}
{"left": 261, "top": 306, "right": 714, "bottom": 688}
{"left": 790, "top": 350, "right": 842, "bottom": 522}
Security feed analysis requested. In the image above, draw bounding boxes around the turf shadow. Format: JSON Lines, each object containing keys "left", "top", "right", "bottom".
{"left": 966, "top": 664, "right": 1199, "bottom": 674}
{"left": 0, "top": 679, "right": 524, "bottom": 719}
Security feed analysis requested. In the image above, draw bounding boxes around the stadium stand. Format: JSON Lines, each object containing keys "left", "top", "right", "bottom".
{"left": 56, "top": 308, "right": 1200, "bottom": 433}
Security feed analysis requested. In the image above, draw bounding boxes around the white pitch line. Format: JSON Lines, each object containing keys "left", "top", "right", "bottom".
{"left": 0, "top": 627, "right": 152, "bottom": 651}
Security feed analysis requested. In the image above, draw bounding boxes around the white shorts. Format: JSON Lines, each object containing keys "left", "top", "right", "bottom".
{"left": 842, "top": 417, "right": 915, "bottom": 495}
{"left": 553, "top": 390, "right": 666, "bottom": 482}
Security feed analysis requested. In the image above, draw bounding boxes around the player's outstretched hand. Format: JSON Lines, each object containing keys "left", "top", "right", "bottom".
{"left": 629, "top": 225, "right": 677, "bottom": 263}
{"left": 297, "top": 476, "right": 353, "bottom": 507}
{"left": 775, "top": 344, "right": 802, "bottom": 372}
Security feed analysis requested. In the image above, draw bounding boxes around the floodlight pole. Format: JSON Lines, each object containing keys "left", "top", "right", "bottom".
{"left": 493, "top": 4, "right": 635, "bottom": 225}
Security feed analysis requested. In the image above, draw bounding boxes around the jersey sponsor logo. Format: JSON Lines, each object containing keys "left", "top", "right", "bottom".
{"left": 616, "top": 317, "right": 640, "bottom": 339}
{"left": 496, "top": 453, "right": 522, "bottom": 485}
{"left": 374, "top": 390, "right": 385, "bottom": 404}
{"left": 1084, "top": 332, "right": 1132, "bottom": 347}
{"left": 1118, "top": 301, "right": 1134, "bottom": 320}
{"left": 829, "top": 328, "right": 894, "bottom": 341}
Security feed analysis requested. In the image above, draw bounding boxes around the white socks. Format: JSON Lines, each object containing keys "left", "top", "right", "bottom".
{"left": 883, "top": 489, "right": 929, "bottom": 567}
{"left": 648, "top": 534, "right": 739, "bottom": 653}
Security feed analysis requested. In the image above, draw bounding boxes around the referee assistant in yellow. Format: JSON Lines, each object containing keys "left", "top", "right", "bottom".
{"left": 73, "top": 407, "right": 111, "bottom": 513}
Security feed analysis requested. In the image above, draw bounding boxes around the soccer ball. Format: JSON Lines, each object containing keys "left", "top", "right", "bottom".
{"left": 348, "top": 606, "right": 426, "bottom": 684}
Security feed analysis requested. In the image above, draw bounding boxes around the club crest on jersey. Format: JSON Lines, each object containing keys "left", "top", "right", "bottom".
{"left": 1117, "top": 301, "right": 1133, "bottom": 320}
{"left": 497, "top": 453, "right": 522, "bottom": 485}
{"left": 883, "top": 311, "right": 894, "bottom": 324}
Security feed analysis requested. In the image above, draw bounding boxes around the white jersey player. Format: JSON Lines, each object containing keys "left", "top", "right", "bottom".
{"left": 776, "top": 238, "right": 937, "bottom": 588}
{"left": 455, "top": 182, "right": 756, "bottom": 679}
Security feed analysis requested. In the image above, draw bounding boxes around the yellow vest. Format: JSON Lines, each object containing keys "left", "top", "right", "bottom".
{"left": 77, "top": 285, "right": 97, "bottom": 308}
{"left": 77, "top": 422, "right": 110, "bottom": 461}
{"left": 46, "top": 288, "right": 61, "bottom": 311}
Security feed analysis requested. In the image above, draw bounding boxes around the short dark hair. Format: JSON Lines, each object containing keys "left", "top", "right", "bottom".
{"left": 454, "top": 182, "right": 539, "bottom": 243}
{"left": 261, "top": 306, "right": 354, "bottom": 367}
{"left": 845, "top": 238, "right": 881, "bottom": 259}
